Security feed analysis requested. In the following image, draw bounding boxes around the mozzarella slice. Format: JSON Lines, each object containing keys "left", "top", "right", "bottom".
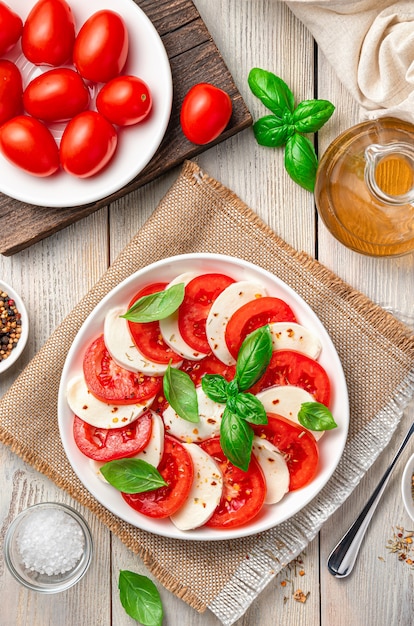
{"left": 269, "top": 322, "right": 322, "bottom": 359}
{"left": 159, "top": 272, "right": 207, "bottom": 361}
{"left": 256, "top": 385, "right": 324, "bottom": 440}
{"left": 104, "top": 307, "right": 181, "bottom": 376}
{"left": 66, "top": 374, "right": 154, "bottom": 429}
{"left": 206, "top": 281, "right": 268, "bottom": 365}
{"left": 163, "top": 386, "right": 225, "bottom": 443}
{"left": 170, "top": 442, "right": 223, "bottom": 530}
{"left": 251, "top": 436, "right": 290, "bottom": 504}
{"left": 90, "top": 411, "right": 165, "bottom": 482}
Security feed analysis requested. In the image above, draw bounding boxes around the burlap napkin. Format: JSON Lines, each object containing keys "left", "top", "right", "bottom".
{"left": 285, "top": 0, "right": 414, "bottom": 123}
{"left": 1, "top": 161, "right": 414, "bottom": 625}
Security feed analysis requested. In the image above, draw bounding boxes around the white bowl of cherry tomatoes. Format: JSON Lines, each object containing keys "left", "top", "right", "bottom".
{"left": 58, "top": 253, "right": 349, "bottom": 540}
{"left": 0, "top": 0, "right": 172, "bottom": 207}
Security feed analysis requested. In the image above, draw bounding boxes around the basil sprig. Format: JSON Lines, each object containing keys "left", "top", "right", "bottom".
{"left": 163, "top": 363, "right": 199, "bottom": 423}
{"left": 298, "top": 401, "right": 337, "bottom": 431}
{"left": 100, "top": 458, "right": 167, "bottom": 493}
{"left": 119, "top": 570, "right": 163, "bottom": 626}
{"left": 248, "top": 68, "right": 335, "bottom": 192}
{"left": 121, "top": 282, "right": 185, "bottom": 323}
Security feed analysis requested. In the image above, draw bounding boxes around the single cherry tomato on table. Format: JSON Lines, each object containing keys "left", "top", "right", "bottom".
{"left": 96, "top": 75, "right": 152, "bottom": 127}
{"left": 253, "top": 413, "right": 319, "bottom": 490}
{"left": 22, "top": 0, "right": 75, "bottom": 66}
{"left": 0, "top": 60, "right": 23, "bottom": 126}
{"left": 0, "top": 115, "right": 59, "bottom": 176}
{"left": 73, "top": 10, "right": 128, "bottom": 83}
{"left": 199, "top": 437, "right": 266, "bottom": 529}
{"left": 73, "top": 412, "right": 153, "bottom": 462}
{"left": 60, "top": 111, "right": 118, "bottom": 178}
{"left": 23, "top": 68, "right": 90, "bottom": 123}
{"left": 180, "top": 83, "right": 232, "bottom": 145}
{"left": 0, "top": 1, "right": 23, "bottom": 56}
{"left": 122, "top": 435, "right": 194, "bottom": 518}
{"left": 82, "top": 334, "right": 161, "bottom": 404}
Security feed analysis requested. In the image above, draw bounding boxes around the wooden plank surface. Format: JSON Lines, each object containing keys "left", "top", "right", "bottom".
{"left": 0, "top": 0, "right": 252, "bottom": 256}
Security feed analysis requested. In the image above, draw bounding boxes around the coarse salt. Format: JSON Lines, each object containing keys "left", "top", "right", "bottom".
{"left": 16, "top": 508, "right": 85, "bottom": 576}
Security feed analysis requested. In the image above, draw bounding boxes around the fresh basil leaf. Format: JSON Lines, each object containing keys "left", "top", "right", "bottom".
{"left": 201, "top": 374, "right": 228, "bottom": 403}
{"left": 253, "top": 114, "right": 295, "bottom": 147}
{"left": 220, "top": 406, "right": 254, "bottom": 472}
{"left": 163, "top": 363, "right": 199, "bottom": 423}
{"left": 248, "top": 68, "right": 295, "bottom": 116}
{"left": 292, "top": 99, "right": 335, "bottom": 133}
{"left": 298, "top": 401, "right": 338, "bottom": 431}
{"left": 122, "top": 283, "right": 185, "bottom": 322}
{"left": 119, "top": 570, "right": 163, "bottom": 626}
{"left": 236, "top": 325, "right": 273, "bottom": 391}
{"left": 100, "top": 458, "right": 167, "bottom": 494}
{"left": 229, "top": 392, "right": 268, "bottom": 425}
{"left": 284, "top": 133, "right": 318, "bottom": 193}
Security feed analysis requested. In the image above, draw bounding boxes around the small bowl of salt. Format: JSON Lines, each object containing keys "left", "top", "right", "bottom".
{"left": 3, "top": 502, "right": 93, "bottom": 593}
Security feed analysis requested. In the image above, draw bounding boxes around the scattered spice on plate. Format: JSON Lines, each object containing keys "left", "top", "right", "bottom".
{"left": 0, "top": 290, "right": 22, "bottom": 361}
{"left": 384, "top": 526, "right": 414, "bottom": 569}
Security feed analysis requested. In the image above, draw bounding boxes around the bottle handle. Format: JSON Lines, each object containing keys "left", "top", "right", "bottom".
{"left": 364, "top": 142, "right": 414, "bottom": 206}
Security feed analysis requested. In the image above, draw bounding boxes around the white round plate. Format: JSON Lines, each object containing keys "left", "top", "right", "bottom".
{"left": 2, "top": 0, "right": 172, "bottom": 207}
{"left": 58, "top": 253, "right": 350, "bottom": 540}
{"left": 0, "top": 279, "right": 29, "bottom": 373}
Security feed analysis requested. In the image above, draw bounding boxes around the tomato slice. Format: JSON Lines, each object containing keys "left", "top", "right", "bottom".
{"left": 127, "top": 283, "right": 182, "bottom": 364}
{"left": 180, "top": 353, "right": 236, "bottom": 386}
{"left": 249, "top": 349, "right": 331, "bottom": 406}
{"left": 225, "top": 296, "right": 297, "bottom": 358}
{"left": 83, "top": 334, "right": 161, "bottom": 404}
{"left": 200, "top": 438, "right": 266, "bottom": 529}
{"left": 73, "top": 411, "right": 152, "bottom": 462}
{"left": 253, "top": 414, "right": 319, "bottom": 491}
{"left": 178, "top": 273, "right": 235, "bottom": 353}
{"left": 122, "top": 435, "right": 194, "bottom": 518}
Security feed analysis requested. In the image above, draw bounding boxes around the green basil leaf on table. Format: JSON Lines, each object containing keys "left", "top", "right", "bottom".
{"left": 284, "top": 133, "right": 318, "bottom": 193}
{"left": 100, "top": 458, "right": 167, "bottom": 493}
{"left": 163, "top": 363, "right": 199, "bottom": 423}
{"left": 119, "top": 570, "right": 163, "bottom": 626}
{"left": 298, "top": 401, "right": 338, "bottom": 431}
{"left": 220, "top": 405, "right": 254, "bottom": 471}
{"left": 201, "top": 373, "right": 228, "bottom": 403}
{"left": 236, "top": 324, "right": 273, "bottom": 391}
{"left": 121, "top": 282, "right": 185, "bottom": 322}
{"left": 229, "top": 391, "right": 268, "bottom": 425}
{"left": 248, "top": 67, "right": 295, "bottom": 116}
{"left": 292, "top": 99, "right": 335, "bottom": 133}
{"left": 253, "top": 113, "right": 295, "bottom": 147}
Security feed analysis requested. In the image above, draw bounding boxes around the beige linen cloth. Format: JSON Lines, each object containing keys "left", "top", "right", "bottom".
{"left": 1, "top": 161, "right": 414, "bottom": 625}
{"left": 285, "top": 0, "right": 414, "bottom": 122}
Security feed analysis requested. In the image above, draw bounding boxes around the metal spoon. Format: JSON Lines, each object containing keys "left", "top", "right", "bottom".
{"left": 327, "top": 420, "right": 414, "bottom": 578}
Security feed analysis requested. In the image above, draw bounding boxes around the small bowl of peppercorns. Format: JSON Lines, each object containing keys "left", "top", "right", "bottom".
{"left": 0, "top": 280, "right": 29, "bottom": 374}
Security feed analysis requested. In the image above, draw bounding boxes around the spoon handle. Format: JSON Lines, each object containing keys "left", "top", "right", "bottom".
{"left": 327, "top": 420, "right": 414, "bottom": 578}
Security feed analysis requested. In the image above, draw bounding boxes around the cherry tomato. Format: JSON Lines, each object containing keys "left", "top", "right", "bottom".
{"left": 0, "top": 115, "right": 59, "bottom": 176}
{"left": 23, "top": 68, "right": 89, "bottom": 123}
{"left": 60, "top": 111, "right": 117, "bottom": 178}
{"left": 22, "top": 0, "right": 75, "bottom": 66}
{"left": 128, "top": 283, "right": 182, "bottom": 365}
{"left": 249, "top": 349, "right": 331, "bottom": 406}
{"left": 73, "top": 412, "right": 153, "bottom": 462}
{"left": 96, "top": 75, "right": 152, "bottom": 127}
{"left": 0, "top": 60, "right": 23, "bottom": 126}
{"left": 122, "top": 435, "right": 194, "bottom": 518}
{"left": 180, "top": 83, "right": 232, "bottom": 145}
{"left": 0, "top": 1, "right": 23, "bottom": 56}
{"left": 253, "top": 414, "right": 319, "bottom": 490}
{"left": 178, "top": 273, "right": 235, "bottom": 353}
{"left": 73, "top": 10, "right": 128, "bottom": 83}
{"left": 225, "top": 296, "right": 297, "bottom": 358}
{"left": 83, "top": 334, "right": 161, "bottom": 405}
{"left": 200, "top": 438, "right": 266, "bottom": 529}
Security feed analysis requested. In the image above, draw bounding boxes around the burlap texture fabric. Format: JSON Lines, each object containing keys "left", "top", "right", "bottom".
{"left": 1, "top": 161, "right": 413, "bottom": 625}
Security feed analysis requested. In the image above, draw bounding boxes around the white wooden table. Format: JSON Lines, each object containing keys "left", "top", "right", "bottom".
{"left": 1, "top": 2, "right": 414, "bottom": 624}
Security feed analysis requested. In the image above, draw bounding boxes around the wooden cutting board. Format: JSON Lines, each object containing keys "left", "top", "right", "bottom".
{"left": 0, "top": 0, "right": 252, "bottom": 256}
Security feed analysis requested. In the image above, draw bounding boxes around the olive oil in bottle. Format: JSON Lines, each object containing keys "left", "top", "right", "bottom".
{"left": 315, "top": 117, "right": 414, "bottom": 257}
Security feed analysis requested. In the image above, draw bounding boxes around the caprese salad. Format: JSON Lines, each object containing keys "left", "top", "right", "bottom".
{"left": 65, "top": 270, "right": 338, "bottom": 531}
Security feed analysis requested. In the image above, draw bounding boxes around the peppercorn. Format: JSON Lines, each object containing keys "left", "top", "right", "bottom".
{"left": 0, "top": 290, "right": 22, "bottom": 361}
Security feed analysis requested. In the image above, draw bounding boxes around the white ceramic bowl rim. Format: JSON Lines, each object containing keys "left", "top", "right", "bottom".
{"left": 0, "top": 279, "right": 29, "bottom": 374}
